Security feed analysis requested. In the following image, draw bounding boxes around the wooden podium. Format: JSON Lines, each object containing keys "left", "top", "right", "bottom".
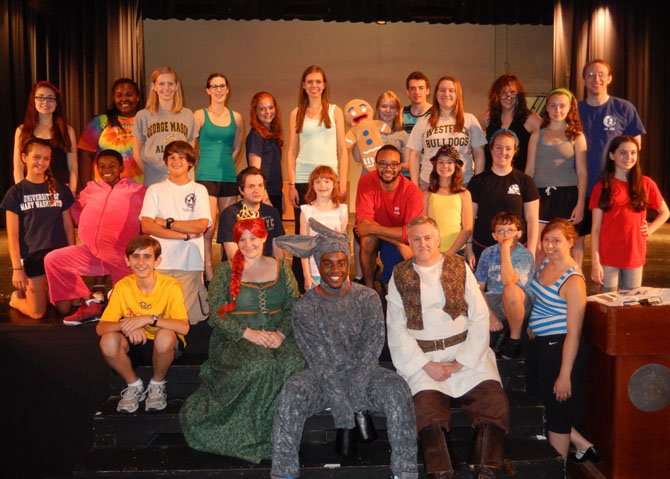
{"left": 583, "top": 302, "right": 670, "bottom": 479}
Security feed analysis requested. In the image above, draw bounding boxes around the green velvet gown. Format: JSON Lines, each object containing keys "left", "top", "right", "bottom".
{"left": 179, "top": 258, "right": 305, "bottom": 462}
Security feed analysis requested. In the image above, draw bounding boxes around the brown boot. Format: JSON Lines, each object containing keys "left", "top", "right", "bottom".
{"left": 419, "top": 423, "right": 455, "bottom": 479}
{"left": 468, "top": 422, "right": 515, "bottom": 478}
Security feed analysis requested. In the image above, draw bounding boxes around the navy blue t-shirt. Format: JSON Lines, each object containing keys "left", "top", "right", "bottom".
{"left": 0, "top": 179, "right": 74, "bottom": 258}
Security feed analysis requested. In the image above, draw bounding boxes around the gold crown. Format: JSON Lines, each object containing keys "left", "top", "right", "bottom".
{"left": 236, "top": 204, "right": 260, "bottom": 220}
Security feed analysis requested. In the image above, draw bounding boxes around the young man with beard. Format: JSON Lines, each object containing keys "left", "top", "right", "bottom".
{"left": 355, "top": 145, "right": 423, "bottom": 289}
{"left": 271, "top": 218, "right": 418, "bottom": 479}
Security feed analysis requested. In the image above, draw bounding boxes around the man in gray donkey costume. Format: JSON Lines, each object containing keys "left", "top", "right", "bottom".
{"left": 271, "top": 218, "right": 418, "bottom": 479}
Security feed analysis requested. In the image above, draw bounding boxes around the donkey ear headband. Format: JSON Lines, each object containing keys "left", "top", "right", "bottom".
{"left": 275, "top": 218, "right": 350, "bottom": 265}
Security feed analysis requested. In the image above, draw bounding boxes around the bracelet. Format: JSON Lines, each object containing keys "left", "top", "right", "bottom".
{"left": 288, "top": 183, "right": 295, "bottom": 186}
{"left": 184, "top": 232, "right": 190, "bottom": 241}
{"left": 151, "top": 315, "right": 159, "bottom": 327}
{"left": 12, "top": 267, "right": 23, "bottom": 270}
{"left": 466, "top": 241, "right": 473, "bottom": 244}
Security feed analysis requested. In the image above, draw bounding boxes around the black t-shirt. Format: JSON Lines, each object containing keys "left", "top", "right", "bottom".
{"left": 0, "top": 179, "right": 74, "bottom": 258}
{"left": 467, "top": 169, "right": 539, "bottom": 248}
{"left": 217, "top": 201, "right": 285, "bottom": 257}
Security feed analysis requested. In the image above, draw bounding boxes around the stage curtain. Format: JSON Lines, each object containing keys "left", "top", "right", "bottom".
{"left": 553, "top": 0, "right": 668, "bottom": 197}
{"left": 0, "top": 0, "right": 143, "bottom": 211}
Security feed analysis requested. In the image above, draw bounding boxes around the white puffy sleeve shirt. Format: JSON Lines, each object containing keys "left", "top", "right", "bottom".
{"left": 386, "top": 257, "right": 501, "bottom": 397}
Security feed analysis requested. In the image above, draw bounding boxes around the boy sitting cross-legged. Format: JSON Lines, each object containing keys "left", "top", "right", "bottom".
{"left": 96, "top": 236, "right": 190, "bottom": 413}
{"left": 475, "top": 211, "right": 535, "bottom": 359}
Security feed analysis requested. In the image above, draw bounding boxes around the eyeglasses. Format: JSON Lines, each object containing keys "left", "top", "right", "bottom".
{"left": 495, "top": 228, "right": 518, "bottom": 235}
{"left": 377, "top": 161, "right": 401, "bottom": 169}
{"left": 586, "top": 71, "right": 608, "bottom": 79}
{"left": 501, "top": 92, "right": 518, "bottom": 100}
{"left": 208, "top": 84, "right": 228, "bottom": 90}
{"left": 35, "top": 96, "right": 57, "bottom": 104}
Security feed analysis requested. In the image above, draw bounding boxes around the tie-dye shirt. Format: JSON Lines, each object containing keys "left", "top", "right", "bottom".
{"left": 78, "top": 114, "right": 142, "bottom": 183}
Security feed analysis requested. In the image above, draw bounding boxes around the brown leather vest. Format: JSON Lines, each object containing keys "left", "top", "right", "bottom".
{"left": 394, "top": 253, "right": 468, "bottom": 330}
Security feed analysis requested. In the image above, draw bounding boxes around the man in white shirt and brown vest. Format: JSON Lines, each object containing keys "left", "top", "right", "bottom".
{"left": 386, "top": 215, "right": 512, "bottom": 479}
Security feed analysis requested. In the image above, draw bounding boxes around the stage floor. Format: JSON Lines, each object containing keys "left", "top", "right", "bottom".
{"left": 1, "top": 223, "right": 669, "bottom": 478}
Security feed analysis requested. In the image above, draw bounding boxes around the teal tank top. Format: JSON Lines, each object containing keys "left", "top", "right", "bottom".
{"left": 196, "top": 108, "right": 237, "bottom": 182}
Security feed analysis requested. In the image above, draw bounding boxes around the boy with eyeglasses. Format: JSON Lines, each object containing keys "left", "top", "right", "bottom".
{"left": 475, "top": 212, "right": 534, "bottom": 359}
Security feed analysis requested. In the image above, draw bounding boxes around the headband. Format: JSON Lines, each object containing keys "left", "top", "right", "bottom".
{"left": 547, "top": 87, "right": 574, "bottom": 102}
{"left": 275, "top": 218, "right": 350, "bottom": 266}
{"left": 490, "top": 128, "right": 519, "bottom": 148}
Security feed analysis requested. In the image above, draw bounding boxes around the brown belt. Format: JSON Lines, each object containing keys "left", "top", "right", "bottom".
{"left": 416, "top": 331, "right": 468, "bottom": 353}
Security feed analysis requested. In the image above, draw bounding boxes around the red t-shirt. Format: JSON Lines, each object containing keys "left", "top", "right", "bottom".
{"left": 355, "top": 173, "right": 424, "bottom": 242}
{"left": 589, "top": 176, "right": 663, "bottom": 268}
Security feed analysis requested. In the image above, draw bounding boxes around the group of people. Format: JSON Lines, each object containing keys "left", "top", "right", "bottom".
{"left": 3, "top": 59, "right": 669, "bottom": 478}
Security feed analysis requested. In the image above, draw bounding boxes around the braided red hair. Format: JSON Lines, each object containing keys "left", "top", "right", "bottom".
{"left": 218, "top": 217, "right": 268, "bottom": 315}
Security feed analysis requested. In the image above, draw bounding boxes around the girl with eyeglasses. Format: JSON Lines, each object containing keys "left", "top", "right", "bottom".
{"left": 193, "top": 73, "right": 245, "bottom": 284}
{"left": 479, "top": 74, "right": 542, "bottom": 173}
{"left": 13, "top": 81, "right": 78, "bottom": 195}
{"left": 407, "top": 76, "right": 487, "bottom": 189}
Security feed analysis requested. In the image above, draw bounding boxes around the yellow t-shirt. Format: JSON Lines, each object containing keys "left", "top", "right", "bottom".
{"left": 427, "top": 192, "right": 463, "bottom": 253}
{"left": 101, "top": 272, "right": 189, "bottom": 345}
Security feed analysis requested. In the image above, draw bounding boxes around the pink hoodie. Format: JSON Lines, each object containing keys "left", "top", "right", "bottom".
{"left": 72, "top": 177, "right": 147, "bottom": 260}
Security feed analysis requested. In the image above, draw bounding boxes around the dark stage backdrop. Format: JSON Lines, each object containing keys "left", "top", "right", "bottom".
{"left": 1, "top": 0, "right": 669, "bottom": 223}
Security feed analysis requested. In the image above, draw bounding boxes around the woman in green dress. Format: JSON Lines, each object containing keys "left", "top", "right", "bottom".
{"left": 179, "top": 215, "right": 304, "bottom": 462}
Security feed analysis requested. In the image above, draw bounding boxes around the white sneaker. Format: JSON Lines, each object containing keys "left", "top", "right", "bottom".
{"left": 145, "top": 381, "right": 167, "bottom": 412}
{"left": 117, "top": 382, "right": 145, "bottom": 413}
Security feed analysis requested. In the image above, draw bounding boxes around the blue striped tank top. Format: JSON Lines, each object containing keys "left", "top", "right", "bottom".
{"left": 529, "top": 260, "right": 583, "bottom": 336}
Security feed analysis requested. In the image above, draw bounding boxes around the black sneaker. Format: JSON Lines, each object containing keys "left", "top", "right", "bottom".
{"left": 497, "top": 337, "right": 522, "bottom": 360}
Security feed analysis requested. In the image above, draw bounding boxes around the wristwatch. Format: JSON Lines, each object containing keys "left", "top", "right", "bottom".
{"left": 165, "top": 218, "right": 175, "bottom": 230}
{"left": 151, "top": 315, "right": 159, "bottom": 327}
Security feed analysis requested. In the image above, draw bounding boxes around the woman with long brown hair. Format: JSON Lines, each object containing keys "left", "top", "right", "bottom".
{"left": 13, "top": 81, "right": 78, "bottom": 194}
{"left": 479, "top": 74, "right": 542, "bottom": 172}
{"left": 408, "top": 75, "right": 486, "bottom": 189}
{"left": 286, "top": 65, "right": 348, "bottom": 227}
{"left": 3, "top": 138, "right": 75, "bottom": 319}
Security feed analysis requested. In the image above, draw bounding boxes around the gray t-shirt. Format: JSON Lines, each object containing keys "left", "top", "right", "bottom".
{"left": 133, "top": 107, "right": 195, "bottom": 186}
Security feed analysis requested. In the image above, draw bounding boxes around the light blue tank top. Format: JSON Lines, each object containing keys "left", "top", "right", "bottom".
{"left": 529, "top": 259, "right": 583, "bottom": 336}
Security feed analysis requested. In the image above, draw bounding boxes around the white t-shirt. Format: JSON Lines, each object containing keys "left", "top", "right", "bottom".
{"left": 140, "top": 179, "right": 212, "bottom": 271}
